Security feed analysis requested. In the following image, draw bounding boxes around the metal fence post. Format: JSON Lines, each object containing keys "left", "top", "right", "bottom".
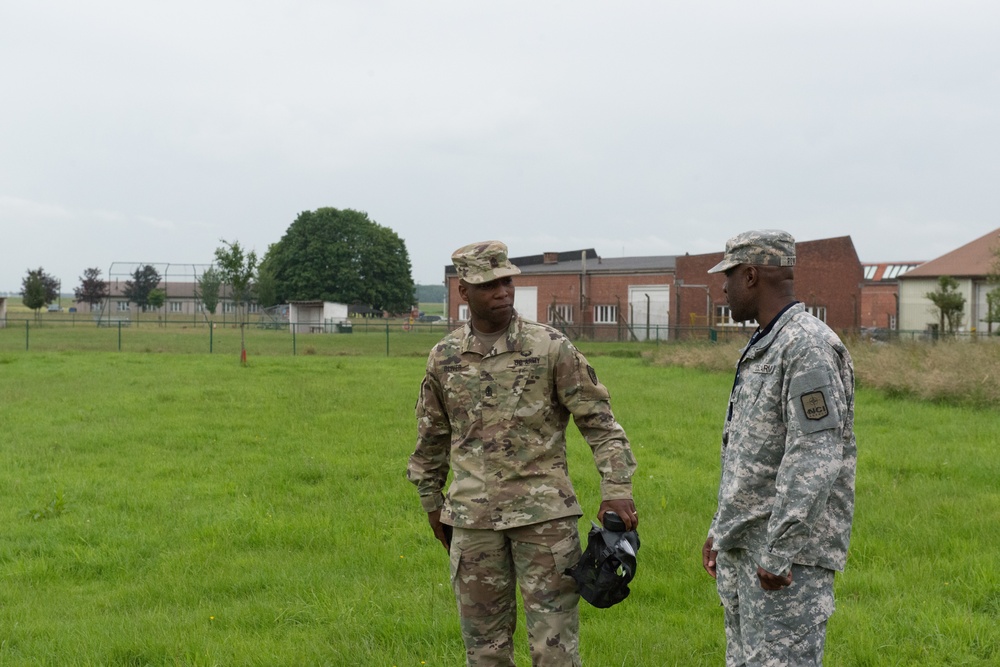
{"left": 25, "top": 319, "right": 29, "bottom": 351}
{"left": 385, "top": 322, "right": 390, "bottom": 357}
{"left": 118, "top": 320, "right": 122, "bottom": 351}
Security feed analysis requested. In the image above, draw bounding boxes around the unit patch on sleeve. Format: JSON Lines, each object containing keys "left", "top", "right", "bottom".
{"left": 587, "top": 365, "right": 599, "bottom": 385}
{"left": 801, "top": 391, "right": 830, "bottom": 420}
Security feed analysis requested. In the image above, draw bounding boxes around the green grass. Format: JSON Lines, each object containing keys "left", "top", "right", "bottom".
{"left": 0, "top": 351, "right": 997, "bottom": 665}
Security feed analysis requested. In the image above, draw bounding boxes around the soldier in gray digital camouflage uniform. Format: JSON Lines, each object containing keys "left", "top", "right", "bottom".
{"left": 701, "top": 230, "right": 856, "bottom": 667}
{"left": 408, "top": 240, "right": 638, "bottom": 667}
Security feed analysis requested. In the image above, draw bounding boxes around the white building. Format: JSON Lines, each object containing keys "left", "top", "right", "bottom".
{"left": 898, "top": 227, "right": 1000, "bottom": 334}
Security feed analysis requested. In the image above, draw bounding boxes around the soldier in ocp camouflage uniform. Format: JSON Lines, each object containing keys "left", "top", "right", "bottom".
{"left": 700, "top": 230, "right": 856, "bottom": 667}
{"left": 408, "top": 240, "right": 638, "bottom": 667}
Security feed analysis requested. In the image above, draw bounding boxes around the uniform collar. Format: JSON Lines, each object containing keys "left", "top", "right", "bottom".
{"left": 742, "top": 302, "right": 803, "bottom": 358}
{"left": 460, "top": 310, "right": 525, "bottom": 357}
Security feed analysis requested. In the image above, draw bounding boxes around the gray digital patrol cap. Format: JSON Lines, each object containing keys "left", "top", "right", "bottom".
{"left": 707, "top": 229, "right": 797, "bottom": 274}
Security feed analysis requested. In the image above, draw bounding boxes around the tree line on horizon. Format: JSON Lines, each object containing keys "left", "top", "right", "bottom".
{"left": 17, "top": 208, "right": 419, "bottom": 320}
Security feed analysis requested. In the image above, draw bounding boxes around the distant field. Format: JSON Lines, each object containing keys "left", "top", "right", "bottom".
{"left": 418, "top": 302, "right": 445, "bottom": 317}
{"left": 0, "top": 350, "right": 996, "bottom": 665}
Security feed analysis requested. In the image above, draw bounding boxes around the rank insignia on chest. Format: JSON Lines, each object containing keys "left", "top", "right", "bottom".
{"left": 801, "top": 391, "right": 830, "bottom": 420}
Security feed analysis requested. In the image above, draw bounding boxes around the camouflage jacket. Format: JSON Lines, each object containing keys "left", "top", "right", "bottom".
{"left": 709, "top": 303, "right": 856, "bottom": 574}
{"left": 407, "top": 313, "right": 636, "bottom": 530}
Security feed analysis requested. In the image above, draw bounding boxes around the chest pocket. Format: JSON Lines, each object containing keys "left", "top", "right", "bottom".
{"left": 734, "top": 367, "right": 768, "bottom": 420}
{"left": 493, "top": 356, "right": 549, "bottom": 421}
{"left": 734, "top": 363, "right": 786, "bottom": 453}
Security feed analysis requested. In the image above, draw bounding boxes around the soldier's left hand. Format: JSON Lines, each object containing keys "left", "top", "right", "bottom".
{"left": 598, "top": 498, "right": 638, "bottom": 531}
{"left": 757, "top": 567, "right": 793, "bottom": 590}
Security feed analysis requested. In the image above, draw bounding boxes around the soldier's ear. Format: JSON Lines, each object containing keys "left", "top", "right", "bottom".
{"left": 457, "top": 282, "right": 470, "bottom": 303}
{"left": 745, "top": 266, "right": 759, "bottom": 288}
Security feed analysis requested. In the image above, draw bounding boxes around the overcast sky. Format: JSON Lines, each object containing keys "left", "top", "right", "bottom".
{"left": 3, "top": 1, "right": 999, "bottom": 294}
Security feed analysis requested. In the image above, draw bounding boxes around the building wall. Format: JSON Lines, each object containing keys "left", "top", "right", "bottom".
{"left": 446, "top": 271, "right": 674, "bottom": 338}
{"left": 899, "top": 277, "right": 984, "bottom": 333}
{"left": 675, "top": 236, "right": 863, "bottom": 333}
{"left": 860, "top": 283, "right": 899, "bottom": 329}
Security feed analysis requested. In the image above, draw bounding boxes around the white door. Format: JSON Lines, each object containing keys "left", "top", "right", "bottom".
{"left": 514, "top": 286, "right": 538, "bottom": 322}
{"left": 628, "top": 285, "right": 671, "bottom": 341}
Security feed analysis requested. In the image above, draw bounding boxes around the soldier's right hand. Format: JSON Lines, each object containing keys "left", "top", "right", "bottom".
{"left": 427, "top": 509, "right": 452, "bottom": 552}
{"left": 702, "top": 537, "right": 717, "bottom": 579}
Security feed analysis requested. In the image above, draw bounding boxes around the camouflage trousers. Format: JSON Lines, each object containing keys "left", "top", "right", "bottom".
{"left": 715, "top": 549, "right": 835, "bottom": 667}
{"left": 449, "top": 518, "right": 582, "bottom": 667}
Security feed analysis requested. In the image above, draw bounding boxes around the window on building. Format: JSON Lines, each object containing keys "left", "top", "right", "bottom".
{"left": 458, "top": 304, "right": 469, "bottom": 321}
{"left": 805, "top": 305, "right": 827, "bottom": 322}
{"left": 548, "top": 304, "right": 574, "bottom": 324}
{"left": 593, "top": 304, "right": 617, "bottom": 324}
{"left": 863, "top": 265, "right": 878, "bottom": 280}
{"left": 889, "top": 314, "right": 897, "bottom": 329}
{"left": 117, "top": 301, "right": 130, "bottom": 312}
{"left": 883, "top": 264, "right": 919, "bottom": 280}
{"left": 223, "top": 302, "right": 236, "bottom": 314}
{"left": 247, "top": 303, "right": 259, "bottom": 314}
{"left": 170, "top": 301, "right": 183, "bottom": 313}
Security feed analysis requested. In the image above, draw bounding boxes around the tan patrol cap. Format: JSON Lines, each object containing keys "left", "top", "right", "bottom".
{"left": 452, "top": 240, "right": 522, "bottom": 284}
{"left": 707, "top": 229, "right": 797, "bottom": 274}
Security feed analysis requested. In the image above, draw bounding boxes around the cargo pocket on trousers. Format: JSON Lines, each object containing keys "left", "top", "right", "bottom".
{"left": 549, "top": 532, "right": 583, "bottom": 609}
{"left": 551, "top": 532, "right": 582, "bottom": 578}
{"left": 450, "top": 543, "right": 513, "bottom": 618}
{"left": 760, "top": 583, "right": 834, "bottom": 643}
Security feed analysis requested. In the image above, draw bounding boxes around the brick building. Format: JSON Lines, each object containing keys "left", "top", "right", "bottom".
{"left": 445, "top": 249, "right": 676, "bottom": 341}
{"left": 443, "top": 236, "right": 864, "bottom": 340}
{"left": 859, "top": 262, "right": 923, "bottom": 332}
{"left": 674, "top": 236, "right": 864, "bottom": 336}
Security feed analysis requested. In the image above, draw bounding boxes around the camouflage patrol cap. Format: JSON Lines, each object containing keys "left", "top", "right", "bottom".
{"left": 707, "top": 229, "right": 797, "bottom": 274}
{"left": 452, "top": 240, "right": 522, "bottom": 284}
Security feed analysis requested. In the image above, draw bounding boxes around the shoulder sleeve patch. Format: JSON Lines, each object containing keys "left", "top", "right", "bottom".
{"left": 801, "top": 391, "right": 830, "bottom": 421}
{"left": 587, "top": 365, "right": 599, "bottom": 385}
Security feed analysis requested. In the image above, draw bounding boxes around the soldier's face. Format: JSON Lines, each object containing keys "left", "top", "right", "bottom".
{"left": 723, "top": 265, "right": 755, "bottom": 323}
{"left": 460, "top": 277, "right": 515, "bottom": 332}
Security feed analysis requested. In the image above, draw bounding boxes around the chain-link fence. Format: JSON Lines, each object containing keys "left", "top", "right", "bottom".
{"left": 2, "top": 314, "right": 996, "bottom": 356}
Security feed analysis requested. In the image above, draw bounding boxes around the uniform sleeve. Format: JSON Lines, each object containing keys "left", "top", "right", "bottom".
{"left": 554, "top": 341, "right": 637, "bottom": 500}
{"left": 406, "top": 358, "right": 452, "bottom": 512}
{"left": 757, "top": 344, "right": 848, "bottom": 575}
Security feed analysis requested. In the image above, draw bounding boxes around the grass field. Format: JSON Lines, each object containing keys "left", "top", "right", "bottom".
{"left": 0, "top": 343, "right": 997, "bottom": 665}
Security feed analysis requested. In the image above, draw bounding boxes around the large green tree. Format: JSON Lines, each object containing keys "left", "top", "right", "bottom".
{"left": 259, "top": 208, "right": 414, "bottom": 313}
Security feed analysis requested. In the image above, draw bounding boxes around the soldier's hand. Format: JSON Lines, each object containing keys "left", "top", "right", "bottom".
{"left": 427, "top": 509, "right": 451, "bottom": 552}
{"left": 702, "top": 537, "right": 718, "bottom": 579}
{"left": 598, "top": 498, "right": 638, "bottom": 531}
{"left": 757, "top": 567, "right": 793, "bottom": 590}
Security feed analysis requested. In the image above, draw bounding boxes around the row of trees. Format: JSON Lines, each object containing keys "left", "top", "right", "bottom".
{"left": 18, "top": 208, "right": 417, "bottom": 319}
